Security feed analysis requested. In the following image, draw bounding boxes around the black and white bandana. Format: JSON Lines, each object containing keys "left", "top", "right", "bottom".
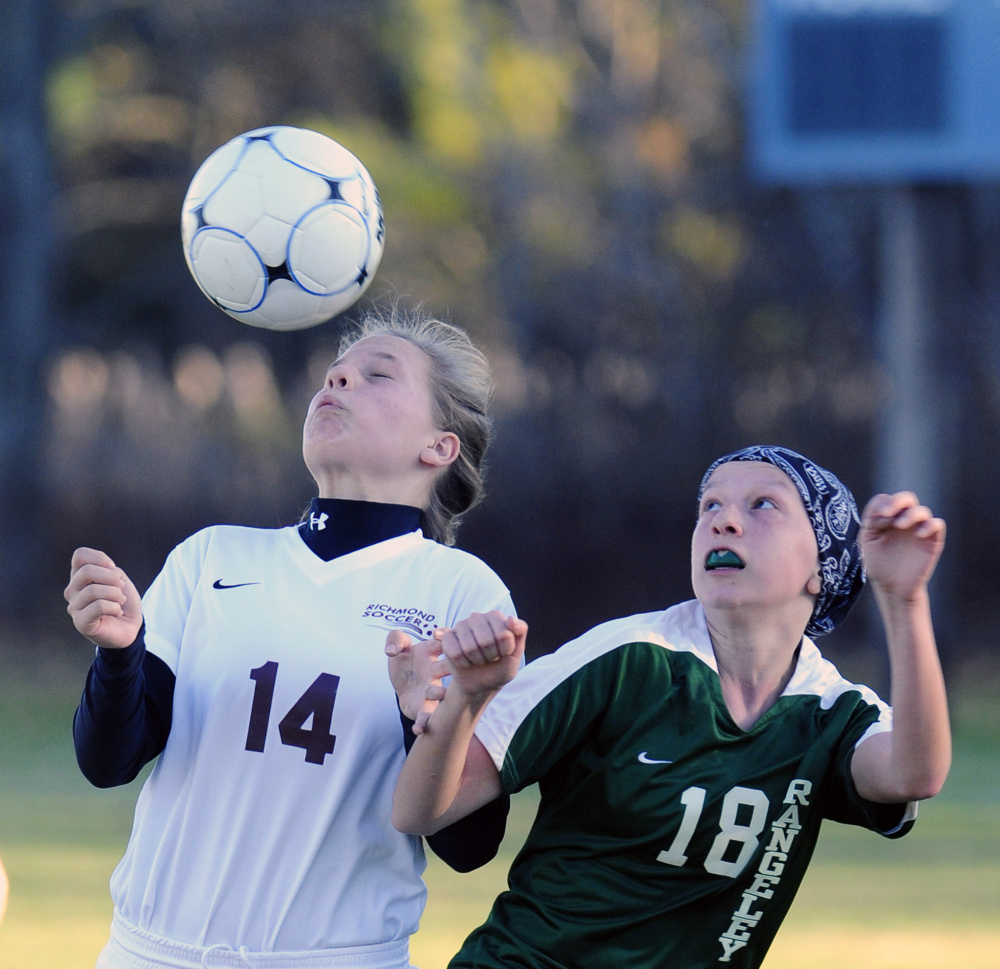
{"left": 698, "top": 445, "right": 865, "bottom": 637}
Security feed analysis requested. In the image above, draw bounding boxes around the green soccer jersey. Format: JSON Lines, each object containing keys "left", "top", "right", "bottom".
{"left": 461, "top": 599, "right": 915, "bottom": 969}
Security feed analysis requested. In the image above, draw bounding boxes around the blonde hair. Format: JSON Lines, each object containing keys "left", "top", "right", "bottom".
{"left": 338, "top": 307, "right": 494, "bottom": 545}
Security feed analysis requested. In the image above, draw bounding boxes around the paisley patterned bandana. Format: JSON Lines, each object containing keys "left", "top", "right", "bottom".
{"left": 698, "top": 445, "right": 865, "bottom": 637}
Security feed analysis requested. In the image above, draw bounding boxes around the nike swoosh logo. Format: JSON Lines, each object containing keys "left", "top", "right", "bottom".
{"left": 637, "top": 751, "right": 673, "bottom": 765}
{"left": 212, "top": 580, "right": 261, "bottom": 590}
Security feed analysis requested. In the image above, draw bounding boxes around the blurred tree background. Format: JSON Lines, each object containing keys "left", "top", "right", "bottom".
{"left": 2, "top": 0, "right": 999, "bottom": 677}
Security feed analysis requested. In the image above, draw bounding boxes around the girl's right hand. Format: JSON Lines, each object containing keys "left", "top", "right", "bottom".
{"left": 64, "top": 547, "right": 143, "bottom": 649}
{"left": 438, "top": 611, "right": 526, "bottom": 700}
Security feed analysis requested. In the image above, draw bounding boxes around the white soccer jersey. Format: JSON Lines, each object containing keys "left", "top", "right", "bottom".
{"left": 110, "top": 524, "right": 513, "bottom": 953}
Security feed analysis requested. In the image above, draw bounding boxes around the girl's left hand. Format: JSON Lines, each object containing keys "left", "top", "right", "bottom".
{"left": 386, "top": 630, "right": 448, "bottom": 728}
{"left": 859, "top": 492, "right": 946, "bottom": 601}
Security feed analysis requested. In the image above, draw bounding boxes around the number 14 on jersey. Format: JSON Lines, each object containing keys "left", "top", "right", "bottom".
{"left": 245, "top": 661, "right": 341, "bottom": 765}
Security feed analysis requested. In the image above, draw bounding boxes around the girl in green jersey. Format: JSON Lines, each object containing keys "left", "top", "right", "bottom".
{"left": 388, "top": 446, "right": 950, "bottom": 969}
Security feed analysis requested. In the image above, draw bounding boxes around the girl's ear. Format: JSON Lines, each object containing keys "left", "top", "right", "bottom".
{"left": 806, "top": 571, "right": 822, "bottom": 596}
{"left": 420, "top": 432, "right": 460, "bottom": 469}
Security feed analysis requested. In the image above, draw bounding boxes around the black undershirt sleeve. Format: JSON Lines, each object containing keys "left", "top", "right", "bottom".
{"left": 398, "top": 702, "right": 510, "bottom": 873}
{"left": 73, "top": 625, "right": 175, "bottom": 788}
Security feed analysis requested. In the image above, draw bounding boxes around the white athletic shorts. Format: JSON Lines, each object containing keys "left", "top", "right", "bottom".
{"left": 96, "top": 911, "right": 416, "bottom": 969}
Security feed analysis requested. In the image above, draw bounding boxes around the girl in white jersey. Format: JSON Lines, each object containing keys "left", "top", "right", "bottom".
{"left": 389, "top": 445, "right": 951, "bottom": 969}
{"left": 64, "top": 309, "right": 514, "bottom": 969}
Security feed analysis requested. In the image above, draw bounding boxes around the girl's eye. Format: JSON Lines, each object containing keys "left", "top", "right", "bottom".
{"left": 754, "top": 497, "right": 777, "bottom": 510}
{"left": 701, "top": 498, "right": 721, "bottom": 514}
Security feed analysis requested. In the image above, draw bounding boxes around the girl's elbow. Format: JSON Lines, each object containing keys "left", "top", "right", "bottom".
{"left": 391, "top": 803, "right": 434, "bottom": 836}
{"left": 910, "top": 769, "right": 949, "bottom": 801}
{"left": 391, "top": 806, "right": 417, "bottom": 835}
{"left": 859, "top": 761, "right": 950, "bottom": 804}
{"left": 896, "top": 761, "right": 951, "bottom": 802}
{"left": 918, "top": 748, "right": 952, "bottom": 800}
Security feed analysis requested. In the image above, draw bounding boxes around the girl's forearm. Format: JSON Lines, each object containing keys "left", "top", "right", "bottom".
{"left": 875, "top": 588, "right": 951, "bottom": 800}
{"left": 392, "top": 689, "right": 497, "bottom": 835}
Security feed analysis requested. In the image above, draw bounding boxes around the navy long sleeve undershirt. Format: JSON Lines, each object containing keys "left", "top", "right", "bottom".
{"left": 72, "top": 497, "right": 509, "bottom": 871}
{"left": 73, "top": 625, "right": 173, "bottom": 788}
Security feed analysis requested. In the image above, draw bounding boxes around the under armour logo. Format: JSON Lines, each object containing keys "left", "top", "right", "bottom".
{"left": 309, "top": 512, "right": 329, "bottom": 531}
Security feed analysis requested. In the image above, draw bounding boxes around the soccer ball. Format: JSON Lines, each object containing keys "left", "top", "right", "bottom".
{"left": 181, "top": 126, "right": 384, "bottom": 330}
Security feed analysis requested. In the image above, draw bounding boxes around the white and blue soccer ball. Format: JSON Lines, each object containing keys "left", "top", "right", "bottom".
{"left": 181, "top": 126, "right": 384, "bottom": 330}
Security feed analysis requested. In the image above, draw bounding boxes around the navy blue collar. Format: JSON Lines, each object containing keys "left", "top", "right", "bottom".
{"left": 298, "top": 498, "right": 424, "bottom": 562}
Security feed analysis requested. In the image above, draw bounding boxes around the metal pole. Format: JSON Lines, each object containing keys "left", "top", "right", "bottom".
{"left": 875, "top": 185, "right": 938, "bottom": 508}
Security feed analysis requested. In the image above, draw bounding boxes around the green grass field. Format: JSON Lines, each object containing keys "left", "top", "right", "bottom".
{"left": 1, "top": 646, "right": 997, "bottom": 969}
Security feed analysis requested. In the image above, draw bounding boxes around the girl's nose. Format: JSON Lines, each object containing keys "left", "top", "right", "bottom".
{"left": 327, "top": 365, "right": 356, "bottom": 390}
{"left": 711, "top": 505, "right": 742, "bottom": 535}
